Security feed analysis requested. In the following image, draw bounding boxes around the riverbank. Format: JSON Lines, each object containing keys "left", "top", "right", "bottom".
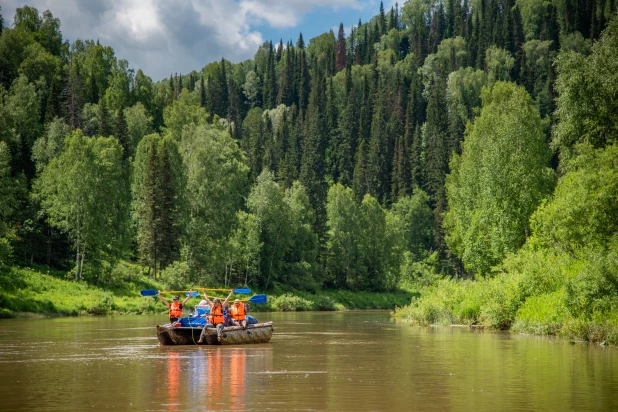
{"left": 393, "top": 277, "right": 618, "bottom": 346}
{"left": 0, "top": 264, "right": 416, "bottom": 318}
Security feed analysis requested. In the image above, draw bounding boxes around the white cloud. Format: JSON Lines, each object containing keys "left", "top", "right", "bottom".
{"left": 2, "top": 0, "right": 369, "bottom": 80}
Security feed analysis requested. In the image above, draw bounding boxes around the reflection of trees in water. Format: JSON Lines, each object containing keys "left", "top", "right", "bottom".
{"left": 167, "top": 347, "right": 273, "bottom": 409}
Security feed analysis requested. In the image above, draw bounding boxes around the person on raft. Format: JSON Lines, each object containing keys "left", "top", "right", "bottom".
{"left": 197, "top": 289, "right": 234, "bottom": 343}
{"left": 193, "top": 299, "right": 211, "bottom": 317}
{"left": 157, "top": 290, "right": 193, "bottom": 323}
{"left": 230, "top": 298, "right": 248, "bottom": 329}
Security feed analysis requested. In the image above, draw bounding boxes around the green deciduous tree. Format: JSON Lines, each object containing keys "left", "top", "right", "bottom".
{"left": 444, "top": 82, "right": 555, "bottom": 275}
{"left": 182, "top": 125, "right": 249, "bottom": 282}
{"left": 37, "top": 131, "right": 130, "bottom": 280}
{"left": 247, "top": 169, "right": 292, "bottom": 289}
{"left": 31, "top": 117, "right": 69, "bottom": 174}
{"left": 552, "top": 16, "right": 618, "bottom": 161}
{"left": 163, "top": 89, "right": 208, "bottom": 141}
{"left": 125, "top": 102, "right": 153, "bottom": 154}
{"left": 326, "top": 183, "right": 364, "bottom": 288}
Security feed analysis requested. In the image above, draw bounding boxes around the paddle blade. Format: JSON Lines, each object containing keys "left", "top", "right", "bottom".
{"left": 140, "top": 290, "right": 158, "bottom": 297}
{"left": 233, "top": 288, "right": 251, "bottom": 294}
{"left": 248, "top": 294, "right": 267, "bottom": 304}
{"left": 184, "top": 291, "right": 200, "bottom": 297}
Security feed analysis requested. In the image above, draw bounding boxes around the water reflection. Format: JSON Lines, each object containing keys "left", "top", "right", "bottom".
{"left": 166, "top": 352, "right": 181, "bottom": 410}
{"left": 162, "top": 346, "right": 272, "bottom": 410}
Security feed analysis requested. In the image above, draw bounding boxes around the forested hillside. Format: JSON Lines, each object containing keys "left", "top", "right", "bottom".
{"left": 1, "top": 0, "right": 617, "bottom": 334}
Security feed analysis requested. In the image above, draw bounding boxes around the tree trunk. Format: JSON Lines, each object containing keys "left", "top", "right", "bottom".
{"left": 79, "top": 250, "right": 85, "bottom": 281}
{"left": 96, "top": 250, "right": 102, "bottom": 286}
{"left": 75, "top": 244, "right": 80, "bottom": 281}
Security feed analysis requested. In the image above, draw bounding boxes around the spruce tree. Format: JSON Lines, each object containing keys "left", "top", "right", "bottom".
{"left": 115, "top": 106, "right": 130, "bottom": 160}
{"left": 300, "top": 70, "right": 328, "bottom": 233}
{"left": 335, "top": 73, "right": 358, "bottom": 186}
{"left": 199, "top": 75, "right": 206, "bottom": 108}
{"left": 352, "top": 139, "right": 369, "bottom": 201}
{"left": 336, "top": 23, "right": 347, "bottom": 72}
{"left": 140, "top": 139, "right": 159, "bottom": 279}
{"left": 410, "top": 124, "right": 423, "bottom": 189}
{"left": 423, "top": 80, "right": 449, "bottom": 206}
{"left": 366, "top": 93, "right": 389, "bottom": 204}
{"left": 219, "top": 58, "right": 229, "bottom": 118}
{"left": 379, "top": 1, "right": 387, "bottom": 35}
{"left": 262, "top": 41, "right": 276, "bottom": 109}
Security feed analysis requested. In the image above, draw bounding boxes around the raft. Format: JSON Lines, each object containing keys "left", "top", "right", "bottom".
{"left": 156, "top": 321, "right": 274, "bottom": 345}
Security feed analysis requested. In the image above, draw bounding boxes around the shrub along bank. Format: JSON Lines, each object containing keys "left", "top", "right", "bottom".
{"left": 0, "top": 264, "right": 415, "bottom": 318}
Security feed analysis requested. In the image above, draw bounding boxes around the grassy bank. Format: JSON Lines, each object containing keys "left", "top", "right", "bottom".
{"left": 393, "top": 275, "right": 618, "bottom": 346}
{"left": 0, "top": 264, "right": 416, "bottom": 318}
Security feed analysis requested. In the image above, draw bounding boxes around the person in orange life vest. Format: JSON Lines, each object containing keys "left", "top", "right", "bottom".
{"left": 157, "top": 290, "right": 192, "bottom": 323}
{"left": 197, "top": 289, "right": 234, "bottom": 343}
{"left": 230, "top": 299, "right": 248, "bottom": 329}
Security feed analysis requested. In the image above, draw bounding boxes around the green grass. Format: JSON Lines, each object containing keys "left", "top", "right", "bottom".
{"left": 0, "top": 264, "right": 167, "bottom": 317}
{"left": 0, "top": 264, "right": 419, "bottom": 317}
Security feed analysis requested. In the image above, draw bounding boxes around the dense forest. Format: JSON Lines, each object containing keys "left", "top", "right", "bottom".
{"left": 1, "top": 0, "right": 618, "bottom": 335}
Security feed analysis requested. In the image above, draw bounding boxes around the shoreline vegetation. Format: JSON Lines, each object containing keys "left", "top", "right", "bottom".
{"left": 0, "top": 264, "right": 416, "bottom": 318}
{"left": 1, "top": 3, "right": 618, "bottom": 349}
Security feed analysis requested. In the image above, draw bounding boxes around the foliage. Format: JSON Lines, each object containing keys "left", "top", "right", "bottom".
{"left": 36, "top": 131, "right": 130, "bottom": 280}
{"left": 552, "top": 15, "right": 618, "bottom": 160}
{"left": 444, "top": 82, "right": 555, "bottom": 275}
{"left": 182, "top": 125, "right": 249, "bottom": 282}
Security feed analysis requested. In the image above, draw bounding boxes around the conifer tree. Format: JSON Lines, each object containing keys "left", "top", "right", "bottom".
{"left": 114, "top": 106, "right": 130, "bottom": 160}
{"left": 379, "top": 1, "right": 387, "bottom": 35}
{"left": 336, "top": 23, "right": 347, "bottom": 72}
{"left": 279, "top": 106, "right": 302, "bottom": 188}
{"left": 334, "top": 71, "right": 358, "bottom": 186}
{"left": 276, "top": 39, "right": 283, "bottom": 62}
{"left": 352, "top": 139, "right": 369, "bottom": 201}
{"left": 199, "top": 75, "right": 206, "bottom": 108}
{"left": 140, "top": 139, "right": 159, "bottom": 279}
{"left": 410, "top": 124, "right": 423, "bottom": 189}
{"left": 295, "top": 48, "right": 309, "bottom": 112}
{"left": 219, "top": 58, "right": 229, "bottom": 118}
{"left": 262, "top": 41, "right": 276, "bottom": 109}
{"left": 297, "top": 32, "right": 305, "bottom": 49}
{"left": 300, "top": 70, "right": 328, "bottom": 232}
{"left": 423, "top": 80, "right": 449, "bottom": 206}
{"left": 277, "top": 42, "right": 294, "bottom": 106}
{"left": 367, "top": 94, "right": 389, "bottom": 203}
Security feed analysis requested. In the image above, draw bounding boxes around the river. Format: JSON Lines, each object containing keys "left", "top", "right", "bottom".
{"left": 0, "top": 311, "right": 616, "bottom": 411}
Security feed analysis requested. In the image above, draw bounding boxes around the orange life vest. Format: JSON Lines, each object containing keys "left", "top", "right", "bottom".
{"left": 169, "top": 301, "right": 183, "bottom": 319}
{"left": 230, "top": 304, "right": 246, "bottom": 321}
{"left": 209, "top": 305, "right": 225, "bottom": 325}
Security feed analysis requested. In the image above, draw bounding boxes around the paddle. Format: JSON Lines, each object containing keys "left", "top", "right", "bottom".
{"left": 209, "top": 294, "right": 267, "bottom": 304}
{"left": 140, "top": 288, "right": 252, "bottom": 297}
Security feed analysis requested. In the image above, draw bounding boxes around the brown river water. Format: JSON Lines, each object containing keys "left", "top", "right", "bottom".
{"left": 0, "top": 311, "right": 616, "bottom": 411}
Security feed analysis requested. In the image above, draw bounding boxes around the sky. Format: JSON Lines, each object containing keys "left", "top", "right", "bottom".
{"left": 1, "top": 0, "right": 396, "bottom": 81}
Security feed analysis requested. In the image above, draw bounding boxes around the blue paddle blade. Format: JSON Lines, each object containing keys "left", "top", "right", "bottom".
{"left": 184, "top": 291, "right": 200, "bottom": 297}
{"left": 248, "top": 294, "right": 267, "bottom": 304}
{"left": 233, "top": 288, "right": 251, "bottom": 294}
{"left": 140, "top": 290, "right": 158, "bottom": 297}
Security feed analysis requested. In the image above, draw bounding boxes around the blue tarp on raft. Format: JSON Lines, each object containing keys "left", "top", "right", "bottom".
{"left": 179, "top": 316, "right": 207, "bottom": 327}
{"left": 177, "top": 315, "right": 259, "bottom": 327}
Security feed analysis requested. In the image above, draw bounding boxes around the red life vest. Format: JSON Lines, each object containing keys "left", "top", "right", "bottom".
{"left": 209, "top": 305, "right": 225, "bottom": 325}
{"left": 230, "top": 304, "right": 246, "bottom": 321}
{"left": 169, "top": 302, "right": 183, "bottom": 319}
